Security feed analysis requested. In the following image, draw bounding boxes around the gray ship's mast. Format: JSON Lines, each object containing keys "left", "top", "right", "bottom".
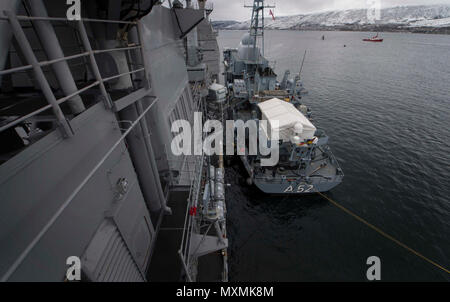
{"left": 197, "top": 0, "right": 214, "bottom": 16}
{"left": 244, "top": 0, "right": 275, "bottom": 59}
{"left": 197, "top": 0, "right": 206, "bottom": 9}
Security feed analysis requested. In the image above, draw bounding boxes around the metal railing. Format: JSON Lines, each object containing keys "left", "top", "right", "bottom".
{"left": 0, "top": 12, "right": 161, "bottom": 281}
{"left": 0, "top": 12, "right": 148, "bottom": 137}
{"left": 177, "top": 80, "right": 209, "bottom": 281}
{"left": 178, "top": 152, "right": 205, "bottom": 281}
{"left": 178, "top": 68, "right": 230, "bottom": 282}
{"left": 0, "top": 97, "right": 158, "bottom": 282}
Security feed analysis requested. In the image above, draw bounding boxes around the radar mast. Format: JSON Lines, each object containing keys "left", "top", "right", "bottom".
{"left": 244, "top": 0, "right": 275, "bottom": 60}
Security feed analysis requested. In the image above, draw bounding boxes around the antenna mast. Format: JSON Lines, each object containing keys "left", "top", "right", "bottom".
{"left": 244, "top": 0, "right": 275, "bottom": 59}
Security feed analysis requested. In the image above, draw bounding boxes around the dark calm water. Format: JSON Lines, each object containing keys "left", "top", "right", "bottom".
{"left": 218, "top": 30, "right": 450, "bottom": 281}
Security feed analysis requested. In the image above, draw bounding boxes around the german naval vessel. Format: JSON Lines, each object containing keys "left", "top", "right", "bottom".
{"left": 223, "top": 0, "right": 344, "bottom": 194}
{"left": 0, "top": 0, "right": 227, "bottom": 282}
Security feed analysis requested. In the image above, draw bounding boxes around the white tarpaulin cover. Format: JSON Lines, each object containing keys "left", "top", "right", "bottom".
{"left": 257, "top": 98, "right": 316, "bottom": 142}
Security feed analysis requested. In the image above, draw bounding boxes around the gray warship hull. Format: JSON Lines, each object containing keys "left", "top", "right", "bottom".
{"left": 241, "top": 146, "right": 343, "bottom": 194}
{"left": 0, "top": 0, "right": 226, "bottom": 282}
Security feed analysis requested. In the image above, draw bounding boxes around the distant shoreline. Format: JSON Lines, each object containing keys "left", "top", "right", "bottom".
{"left": 215, "top": 26, "right": 450, "bottom": 35}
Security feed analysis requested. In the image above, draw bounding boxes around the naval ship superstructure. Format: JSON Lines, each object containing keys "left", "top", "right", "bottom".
{"left": 223, "top": 0, "right": 344, "bottom": 194}
{"left": 0, "top": 0, "right": 227, "bottom": 282}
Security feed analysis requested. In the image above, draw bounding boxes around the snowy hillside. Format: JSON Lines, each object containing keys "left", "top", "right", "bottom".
{"left": 213, "top": 5, "right": 450, "bottom": 30}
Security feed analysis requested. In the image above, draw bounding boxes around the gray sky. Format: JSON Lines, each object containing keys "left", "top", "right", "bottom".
{"left": 206, "top": 0, "right": 450, "bottom": 21}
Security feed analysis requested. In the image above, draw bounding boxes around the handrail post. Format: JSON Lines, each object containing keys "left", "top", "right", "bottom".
{"left": 28, "top": 0, "right": 86, "bottom": 115}
{"left": 5, "top": 10, "right": 73, "bottom": 138}
{"left": 76, "top": 19, "right": 113, "bottom": 109}
{"left": 136, "top": 20, "right": 152, "bottom": 89}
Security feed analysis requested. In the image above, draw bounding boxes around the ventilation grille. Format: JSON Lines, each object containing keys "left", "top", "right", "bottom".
{"left": 83, "top": 221, "right": 144, "bottom": 282}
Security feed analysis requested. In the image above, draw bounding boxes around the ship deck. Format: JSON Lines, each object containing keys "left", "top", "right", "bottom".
{"left": 147, "top": 190, "right": 225, "bottom": 282}
{"left": 147, "top": 191, "right": 187, "bottom": 281}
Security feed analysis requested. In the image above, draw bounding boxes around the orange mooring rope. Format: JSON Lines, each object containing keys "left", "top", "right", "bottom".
{"left": 317, "top": 192, "right": 450, "bottom": 275}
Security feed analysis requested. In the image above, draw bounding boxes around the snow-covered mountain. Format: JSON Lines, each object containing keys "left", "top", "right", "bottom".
{"left": 213, "top": 5, "right": 450, "bottom": 30}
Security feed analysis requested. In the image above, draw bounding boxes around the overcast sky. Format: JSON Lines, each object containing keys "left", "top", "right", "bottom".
{"left": 206, "top": 0, "right": 450, "bottom": 21}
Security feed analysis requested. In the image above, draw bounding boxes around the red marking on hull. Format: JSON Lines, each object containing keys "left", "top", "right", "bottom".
{"left": 363, "top": 39, "right": 383, "bottom": 42}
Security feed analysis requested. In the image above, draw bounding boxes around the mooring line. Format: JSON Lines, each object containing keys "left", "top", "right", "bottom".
{"left": 317, "top": 192, "right": 450, "bottom": 275}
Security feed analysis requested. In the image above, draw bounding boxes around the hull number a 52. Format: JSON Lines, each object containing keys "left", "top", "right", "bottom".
{"left": 284, "top": 184, "right": 314, "bottom": 193}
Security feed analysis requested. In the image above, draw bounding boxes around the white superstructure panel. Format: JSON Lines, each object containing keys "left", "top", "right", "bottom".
{"left": 257, "top": 98, "right": 316, "bottom": 142}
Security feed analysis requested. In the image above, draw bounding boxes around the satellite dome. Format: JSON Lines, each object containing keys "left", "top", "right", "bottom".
{"left": 294, "top": 123, "right": 303, "bottom": 135}
{"left": 240, "top": 33, "right": 252, "bottom": 46}
{"left": 290, "top": 135, "right": 301, "bottom": 145}
{"left": 238, "top": 33, "right": 259, "bottom": 61}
